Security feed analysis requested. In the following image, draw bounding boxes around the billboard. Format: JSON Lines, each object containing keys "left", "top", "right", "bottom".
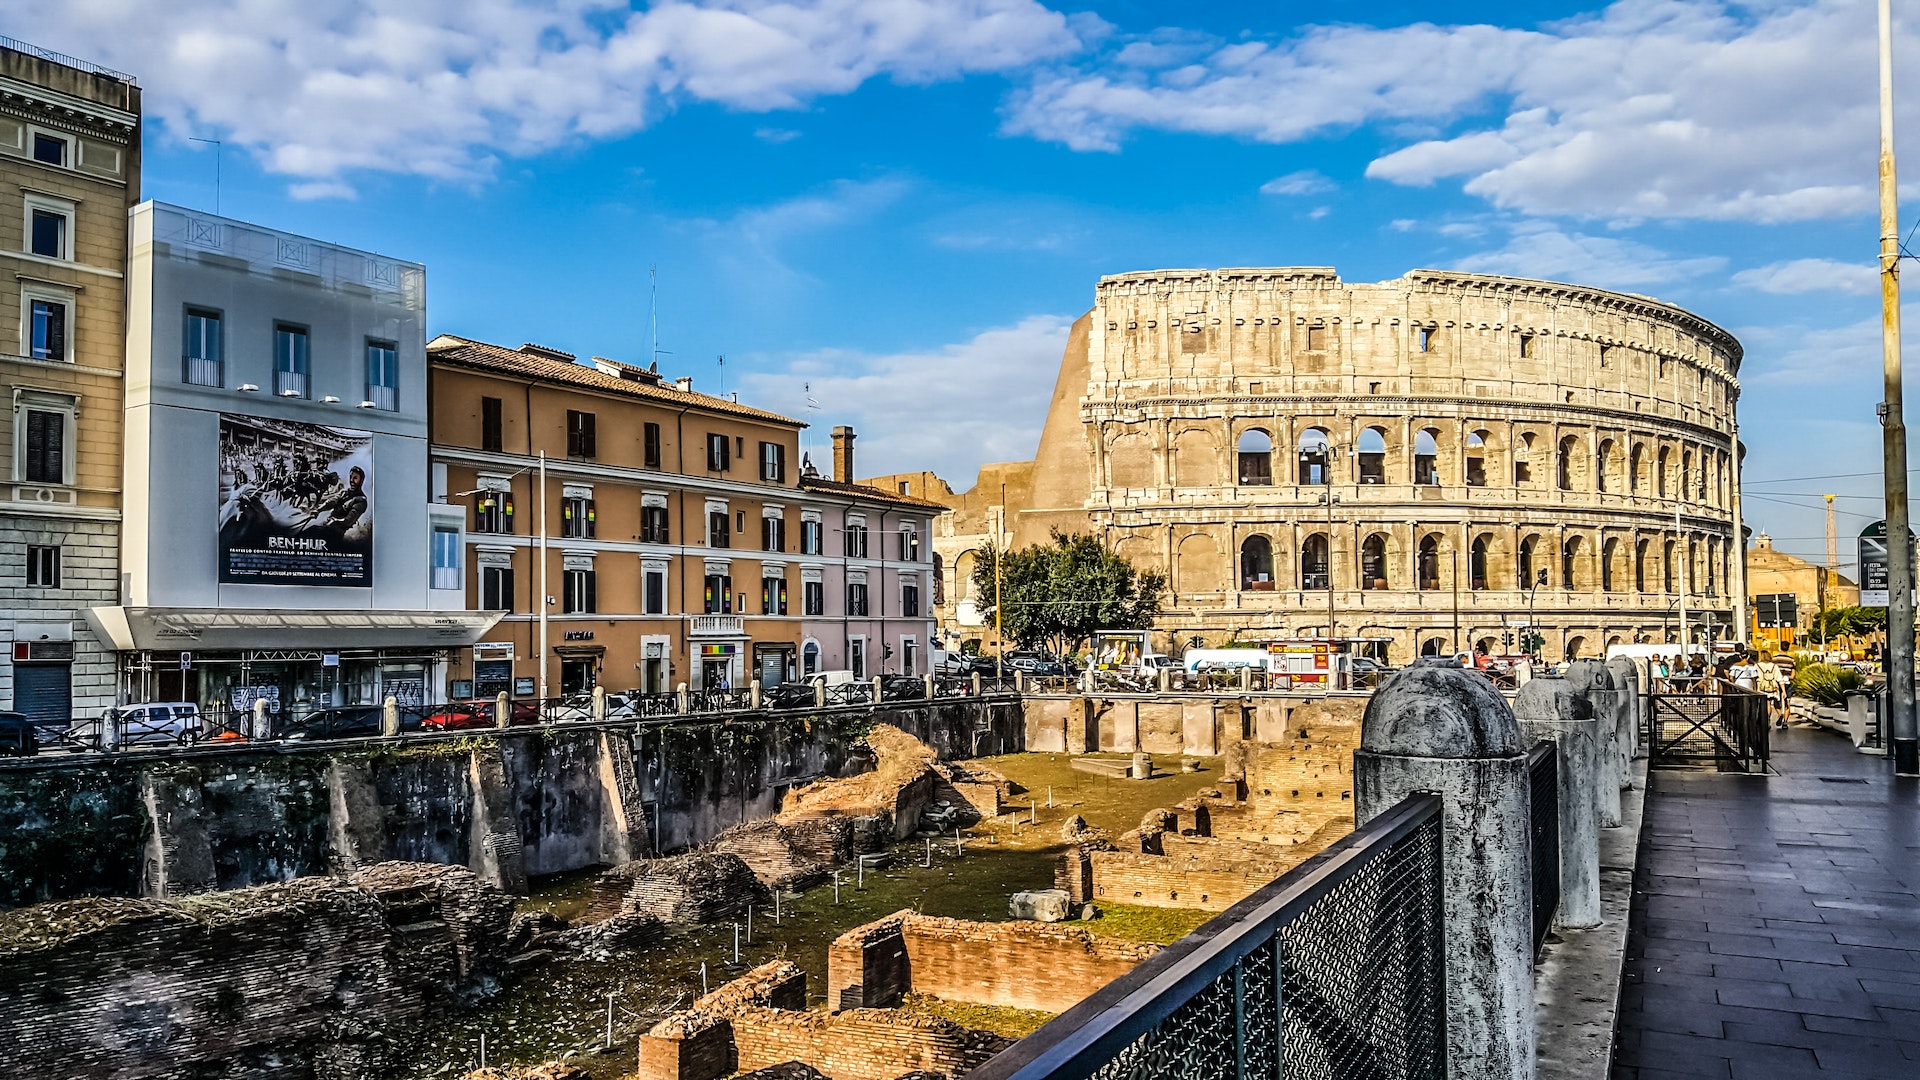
{"left": 217, "top": 415, "right": 374, "bottom": 586}
{"left": 1858, "top": 520, "right": 1915, "bottom": 608}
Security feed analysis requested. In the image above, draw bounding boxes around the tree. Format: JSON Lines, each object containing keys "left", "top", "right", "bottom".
{"left": 1815, "top": 605, "right": 1886, "bottom": 641}
{"left": 970, "top": 530, "right": 1166, "bottom": 658}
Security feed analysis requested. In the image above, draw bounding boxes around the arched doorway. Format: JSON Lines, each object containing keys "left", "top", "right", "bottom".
{"left": 1237, "top": 429, "right": 1273, "bottom": 486}
{"left": 1240, "top": 535, "right": 1275, "bottom": 590}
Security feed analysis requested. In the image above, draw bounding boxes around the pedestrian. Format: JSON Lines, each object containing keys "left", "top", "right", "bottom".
{"left": 1730, "top": 653, "right": 1760, "bottom": 693}
{"left": 1755, "top": 651, "right": 1787, "bottom": 728}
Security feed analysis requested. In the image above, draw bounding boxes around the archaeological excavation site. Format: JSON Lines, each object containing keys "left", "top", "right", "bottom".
{"left": 0, "top": 691, "right": 1369, "bottom": 1080}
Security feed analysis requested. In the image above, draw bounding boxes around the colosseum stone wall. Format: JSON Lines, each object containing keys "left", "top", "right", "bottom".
{"left": 868, "top": 268, "right": 1745, "bottom": 665}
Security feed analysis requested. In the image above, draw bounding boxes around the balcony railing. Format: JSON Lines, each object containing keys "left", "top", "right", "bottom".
{"left": 690, "top": 615, "right": 744, "bottom": 636}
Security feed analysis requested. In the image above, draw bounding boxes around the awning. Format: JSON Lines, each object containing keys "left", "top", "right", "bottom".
{"left": 86, "top": 607, "right": 505, "bottom": 651}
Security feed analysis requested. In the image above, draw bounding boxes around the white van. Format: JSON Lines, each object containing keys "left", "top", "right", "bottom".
{"left": 1183, "top": 649, "right": 1272, "bottom": 674}
{"left": 72, "top": 702, "right": 203, "bottom": 748}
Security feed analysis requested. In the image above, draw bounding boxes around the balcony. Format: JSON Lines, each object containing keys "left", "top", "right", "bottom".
{"left": 690, "top": 615, "right": 744, "bottom": 637}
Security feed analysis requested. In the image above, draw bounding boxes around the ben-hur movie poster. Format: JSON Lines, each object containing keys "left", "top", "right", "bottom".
{"left": 217, "top": 415, "right": 374, "bottom": 586}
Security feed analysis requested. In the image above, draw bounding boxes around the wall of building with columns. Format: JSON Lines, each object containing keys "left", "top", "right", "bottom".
{"left": 869, "top": 267, "right": 1746, "bottom": 665}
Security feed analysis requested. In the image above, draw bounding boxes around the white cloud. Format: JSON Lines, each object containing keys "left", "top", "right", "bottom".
{"left": 13, "top": 0, "right": 1080, "bottom": 194}
{"left": 1452, "top": 221, "right": 1726, "bottom": 291}
{"left": 739, "top": 314, "right": 1074, "bottom": 485}
{"left": 1731, "top": 257, "right": 1877, "bottom": 295}
{"left": 1007, "top": 0, "right": 1901, "bottom": 223}
{"left": 1259, "top": 169, "right": 1334, "bottom": 196}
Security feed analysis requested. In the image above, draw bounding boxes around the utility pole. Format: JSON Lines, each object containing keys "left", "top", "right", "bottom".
{"left": 1879, "top": 0, "right": 1917, "bottom": 775}
{"left": 538, "top": 450, "right": 550, "bottom": 702}
{"left": 994, "top": 483, "right": 1006, "bottom": 679}
{"left": 1676, "top": 503, "right": 1688, "bottom": 658}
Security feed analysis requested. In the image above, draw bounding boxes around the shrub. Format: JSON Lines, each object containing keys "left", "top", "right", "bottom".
{"left": 1791, "top": 663, "right": 1861, "bottom": 707}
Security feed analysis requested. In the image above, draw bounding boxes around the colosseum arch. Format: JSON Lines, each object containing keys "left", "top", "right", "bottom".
{"left": 1515, "top": 432, "right": 1538, "bottom": 486}
{"left": 1361, "top": 532, "right": 1391, "bottom": 589}
{"left": 1358, "top": 426, "right": 1389, "bottom": 485}
{"left": 1601, "top": 536, "right": 1621, "bottom": 592}
{"left": 1634, "top": 537, "right": 1650, "bottom": 593}
{"left": 1562, "top": 534, "right": 1588, "bottom": 590}
{"left": 1680, "top": 449, "right": 1694, "bottom": 503}
{"left": 1596, "top": 438, "right": 1618, "bottom": 494}
{"left": 1113, "top": 534, "right": 1160, "bottom": 575}
{"left": 1414, "top": 429, "right": 1442, "bottom": 486}
{"left": 1176, "top": 532, "right": 1224, "bottom": 597}
{"left": 1108, "top": 430, "right": 1154, "bottom": 489}
{"left": 1566, "top": 635, "right": 1589, "bottom": 661}
{"left": 1300, "top": 532, "right": 1330, "bottom": 590}
{"left": 1663, "top": 538, "right": 1677, "bottom": 593}
{"left": 1465, "top": 430, "right": 1492, "bottom": 487}
{"left": 1470, "top": 532, "right": 1495, "bottom": 590}
{"left": 1417, "top": 533, "right": 1444, "bottom": 590}
{"left": 1297, "top": 428, "right": 1331, "bottom": 485}
{"left": 1629, "top": 443, "right": 1646, "bottom": 494}
{"left": 1237, "top": 429, "right": 1274, "bottom": 486}
{"left": 1518, "top": 533, "right": 1543, "bottom": 590}
{"left": 1656, "top": 447, "right": 1672, "bottom": 498}
{"left": 932, "top": 551, "right": 946, "bottom": 605}
{"left": 1240, "top": 534, "right": 1276, "bottom": 590}
{"left": 1172, "top": 427, "right": 1219, "bottom": 487}
{"left": 1557, "top": 434, "right": 1586, "bottom": 491}
{"left": 954, "top": 549, "right": 979, "bottom": 601}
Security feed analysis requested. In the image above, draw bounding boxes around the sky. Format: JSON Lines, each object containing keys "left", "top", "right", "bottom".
{"left": 15, "top": 0, "right": 1920, "bottom": 572}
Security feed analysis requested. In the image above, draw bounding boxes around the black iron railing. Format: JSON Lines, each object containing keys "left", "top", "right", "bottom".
{"left": 967, "top": 793, "right": 1446, "bottom": 1080}
{"left": 1646, "top": 690, "right": 1770, "bottom": 771}
{"left": 1526, "top": 741, "right": 1560, "bottom": 959}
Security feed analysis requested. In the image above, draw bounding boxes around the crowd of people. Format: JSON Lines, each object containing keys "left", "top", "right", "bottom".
{"left": 1648, "top": 650, "right": 1794, "bottom": 727}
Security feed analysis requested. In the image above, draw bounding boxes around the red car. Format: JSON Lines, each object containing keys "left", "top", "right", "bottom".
{"left": 420, "top": 700, "right": 541, "bottom": 730}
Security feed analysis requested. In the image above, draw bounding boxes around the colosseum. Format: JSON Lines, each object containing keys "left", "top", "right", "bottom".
{"left": 868, "top": 268, "right": 1746, "bottom": 665}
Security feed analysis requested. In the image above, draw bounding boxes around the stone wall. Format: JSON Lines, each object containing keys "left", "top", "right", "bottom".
{"left": 0, "top": 697, "right": 1023, "bottom": 907}
{"left": 0, "top": 863, "right": 513, "bottom": 1080}
{"left": 585, "top": 852, "right": 770, "bottom": 924}
{"left": 1080, "top": 848, "right": 1300, "bottom": 911}
{"left": 729, "top": 1008, "right": 1007, "bottom": 1080}
{"left": 828, "top": 911, "right": 1158, "bottom": 1014}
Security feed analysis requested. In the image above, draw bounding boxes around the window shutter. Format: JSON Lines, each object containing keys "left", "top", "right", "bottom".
{"left": 586, "top": 570, "right": 597, "bottom": 613}
{"left": 48, "top": 304, "right": 66, "bottom": 360}
{"left": 26, "top": 410, "right": 62, "bottom": 483}
{"left": 586, "top": 499, "right": 597, "bottom": 539}
{"left": 503, "top": 568, "right": 516, "bottom": 612}
{"left": 583, "top": 413, "right": 597, "bottom": 457}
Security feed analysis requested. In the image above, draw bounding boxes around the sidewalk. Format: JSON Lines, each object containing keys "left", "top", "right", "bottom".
{"left": 1611, "top": 723, "right": 1920, "bottom": 1078}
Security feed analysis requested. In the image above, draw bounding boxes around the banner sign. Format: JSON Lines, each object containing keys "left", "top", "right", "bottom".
{"left": 1858, "top": 520, "right": 1916, "bottom": 608}
{"left": 218, "top": 415, "right": 374, "bottom": 586}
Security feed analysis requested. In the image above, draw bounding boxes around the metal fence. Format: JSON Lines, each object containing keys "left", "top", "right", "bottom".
{"left": 1646, "top": 690, "right": 1771, "bottom": 771}
{"left": 967, "top": 793, "right": 1446, "bottom": 1080}
{"left": 1526, "top": 741, "right": 1560, "bottom": 960}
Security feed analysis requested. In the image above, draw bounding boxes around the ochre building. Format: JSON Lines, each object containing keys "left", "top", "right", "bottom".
{"left": 872, "top": 268, "right": 1746, "bottom": 664}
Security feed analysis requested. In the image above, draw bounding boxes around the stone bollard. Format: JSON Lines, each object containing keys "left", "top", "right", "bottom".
{"left": 749, "top": 679, "right": 763, "bottom": 710}
{"left": 1129, "top": 752, "right": 1152, "bottom": 779}
{"left": 1015, "top": 671, "right": 1027, "bottom": 694}
{"left": 1239, "top": 665, "right": 1252, "bottom": 692}
{"left": 253, "top": 697, "right": 270, "bottom": 740}
{"left": 102, "top": 707, "right": 120, "bottom": 753}
{"left": 677, "top": 682, "right": 691, "bottom": 714}
{"left": 1565, "top": 660, "right": 1623, "bottom": 827}
{"left": 592, "top": 685, "right": 607, "bottom": 722}
{"left": 924, "top": 673, "right": 936, "bottom": 700}
{"left": 872, "top": 676, "right": 884, "bottom": 704}
{"left": 971, "top": 672, "right": 983, "bottom": 696}
{"left": 1158, "top": 667, "right": 1171, "bottom": 692}
{"left": 1514, "top": 659, "right": 1532, "bottom": 686}
{"left": 495, "top": 691, "right": 510, "bottom": 729}
{"left": 1355, "top": 657, "right": 1533, "bottom": 1080}
{"left": 815, "top": 679, "right": 828, "bottom": 708}
{"left": 382, "top": 695, "right": 399, "bottom": 737}
{"left": 1515, "top": 674, "right": 1603, "bottom": 929}
{"left": 1605, "top": 655, "right": 1642, "bottom": 768}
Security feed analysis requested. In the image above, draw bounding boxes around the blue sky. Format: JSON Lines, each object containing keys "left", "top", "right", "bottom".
{"left": 19, "top": 0, "right": 1919, "bottom": 570}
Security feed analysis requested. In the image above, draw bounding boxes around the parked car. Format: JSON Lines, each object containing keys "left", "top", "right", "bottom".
{"left": 0, "top": 711, "right": 35, "bottom": 757}
{"left": 879, "top": 674, "right": 928, "bottom": 700}
{"left": 1009, "top": 657, "right": 1069, "bottom": 677}
{"left": 546, "top": 692, "right": 639, "bottom": 722}
{"left": 70, "top": 702, "right": 204, "bottom": 748}
{"left": 422, "top": 699, "right": 540, "bottom": 730}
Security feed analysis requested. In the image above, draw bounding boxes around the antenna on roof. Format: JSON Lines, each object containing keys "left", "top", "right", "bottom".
{"left": 716, "top": 354, "right": 726, "bottom": 399}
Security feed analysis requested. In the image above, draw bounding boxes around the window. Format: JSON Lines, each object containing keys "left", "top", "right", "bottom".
{"left": 903, "top": 639, "right": 919, "bottom": 677}
{"left": 1238, "top": 429, "right": 1273, "bottom": 486}
{"left": 184, "top": 308, "right": 222, "bottom": 386}
{"left": 804, "top": 579, "right": 825, "bottom": 616}
{"left": 566, "top": 410, "right": 596, "bottom": 457}
{"left": 481, "top": 565, "right": 514, "bottom": 611}
{"left": 1465, "top": 431, "right": 1487, "bottom": 487}
{"left": 803, "top": 641, "right": 821, "bottom": 676}
{"left": 25, "top": 545, "right": 59, "bottom": 588}
{"left": 1240, "top": 535, "right": 1274, "bottom": 590}
{"left": 1306, "top": 325, "right": 1326, "bottom": 350}
{"left": 431, "top": 525, "right": 461, "bottom": 590}
{"left": 366, "top": 340, "right": 399, "bottom": 411}
{"left": 848, "top": 581, "right": 870, "bottom": 616}
{"left": 481, "top": 397, "right": 503, "bottom": 452}
{"left": 708, "top": 509, "right": 731, "bottom": 548}
{"left": 763, "top": 576, "right": 788, "bottom": 615}
{"left": 31, "top": 133, "right": 67, "bottom": 167}
{"left": 563, "top": 568, "right": 597, "bottom": 613}
{"left": 903, "top": 580, "right": 921, "bottom": 617}
{"left": 900, "top": 528, "right": 921, "bottom": 562}
{"left": 274, "top": 324, "right": 309, "bottom": 398}
{"left": 801, "top": 517, "right": 824, "bottom": 555}
{"left": 561, "top": 495, "right": 596, "bottom": 539}
{"left": 1600, "top": 344, "right": 1614, "bottom": 368}
{"left": 1515, "top": 434, "right": 1534, "bottom": 485}
{"left": 642, "top": 505, "right": 670, "bottom": 544}
{"left": 761, "top": 441, "right": 786, "bottom": 482}
{"left": 644, "top": 566, "right": 668, "bottom": 614}
{"left": 1296, "top": 430, "right": 1330, "bottom": 485}
{"left": 1414, "top": 429, "right": 1440, "bottom": 485}
{"left": 22, "top": 408, "right": 64, "bottom": 484}
{"left": 704, "top": 573, "right": 733, "bottom": 614}
{"left": 707, "top": 433, "right": 730, "bottom": 471}
{"left": 29, "top": 208, "right": 67, "bottom": 260}
{"left": 846, "top": 522, "right": 869, "bottom": 558}
{"left": 1418, "top": 327, "right": 1435, "bottom": 351}
{"left": 644, "top": 423, "right": 662, "bottom": 469}
{"left": 850, "top": 638, "right": 867, "bottom": 680}
{"left": 474, "top": 489, "right": 513, "bottom": 534}
{"left": 1519, "top": 333, "right": 1535, "bottom": 359}
{"left": 28, "top": 298, "right": 67, "bottom": 361}
{"left": 762, "top": 514, "right": 785, "bottom": 552}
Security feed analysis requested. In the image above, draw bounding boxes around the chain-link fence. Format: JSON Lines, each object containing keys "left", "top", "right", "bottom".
{"left": 967, "top": 794, "right": 1446, "bottom": 1080}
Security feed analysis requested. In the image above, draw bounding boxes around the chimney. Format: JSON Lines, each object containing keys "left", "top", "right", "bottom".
{"left": 675, "top": 376, "right": 693, "bottom": 392}
{"left": 832, "top": 426, "right": 855, "bottom": 484}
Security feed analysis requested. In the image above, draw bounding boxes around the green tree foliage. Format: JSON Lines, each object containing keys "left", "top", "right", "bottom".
{"left": 970, "top": 530, "right": 1166, "bottom": 657}
{"left": 1814, "top": 605, "right": 1887, "bottom": 641}
{"left": 1790, "top": 662, "right": 1863, "bottom": 707}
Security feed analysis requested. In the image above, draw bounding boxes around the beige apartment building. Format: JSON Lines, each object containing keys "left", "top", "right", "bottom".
{"left": 1745, "top": 532, "right": 1859, "bottom": 652}
{"left": 0, "top": 41, "right": 140, "bottom": 720}
{"left": 427, "top": 337, "right": 938, "bottom": 701}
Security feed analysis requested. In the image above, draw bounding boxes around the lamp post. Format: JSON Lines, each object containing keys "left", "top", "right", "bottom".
{"left": 1526, "top": 569, "right": 1548, "bottom": 661}
{"left": 1300, "top": 441, "right": 1338, "bottom": 642}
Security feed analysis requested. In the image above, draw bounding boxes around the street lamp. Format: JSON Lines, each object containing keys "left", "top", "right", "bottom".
{"left": 1526, "top": 568, "right": 1549, "bottom": 661}
{"left": 1300, "top": 441, "right": 1338, "bottom": 642}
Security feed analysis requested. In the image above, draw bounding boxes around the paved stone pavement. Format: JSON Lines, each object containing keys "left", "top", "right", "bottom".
{"left": 1612, "top": 723, "right": 1920, "bottom": 1079}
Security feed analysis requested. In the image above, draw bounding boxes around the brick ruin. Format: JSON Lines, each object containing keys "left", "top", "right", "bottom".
{"left": 1058, "top": 698, "right": 1365, "bottom": 912}
{"left": 0, "top": 862, "right": 517, "bottom": 1080}
{"left": 640, "top": 908, "right": 1160, "bottom": 1080}
{"left": 778, "top": 724, "right": 1009, "bottom": 840}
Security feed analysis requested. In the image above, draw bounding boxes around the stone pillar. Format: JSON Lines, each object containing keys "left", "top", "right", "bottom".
{"left": 494, "top": 691, "right": 510, "bottom": 729}
{"left": 1604, "top": 655, "right": 1642, "bottom": 766}
{"left": 596, "top": 730, "right": 651, "bottom": 864}
{"left": 593, "top": 684, "right": 608, "bottom": 722}
{"left": 750, "top": 679, "right": 763, "bottom": 710}
{"left": 253, "top": 697, "right": 270, "bottom": 740}
{"left": 140, "top": 768, "right": 216, "bottom": 897}
{"left": 815, "top": 680, "right": 828, "bottom": 708}
{"left": 325, "top": 759, "right": 387, "bottom": 869}
{"left": 1354, "top": 658, "right": 1533, "bottom": 1080}
{"left": 923, "top": 673, "right": 936, "bottom": 700}
{"left": 972, "top": 672, "right": 983, "bottom": 696}
{"left": 1515, "top": 674, "right": 1602, "bottom": 929}
{"left": 1565, "top": 659, "right": 1622, "bottom": 827}
{"left": 871, "top": 676, "right": 884, "bottom": 704}
{"left": 467, "top": 742, "right": 529, "bottom": 895}
{"left": 381, "top": 695, "right": 400, "bottom": 737}
{"left": 677, "top": 682, "right": 691, "bottom": 714}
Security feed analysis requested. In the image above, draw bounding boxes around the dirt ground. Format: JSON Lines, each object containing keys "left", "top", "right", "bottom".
{"left": 387, "top": 752, "right": 1221, "bottom": 1079}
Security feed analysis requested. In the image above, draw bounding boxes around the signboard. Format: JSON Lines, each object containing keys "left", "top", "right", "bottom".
{"left": 1858, "top": 520, "right": 1916, "bottom": 607}
{"left": 473, "top": 642, "right": 514, "bottom": 662}
{"left": 514, "top": 677, "right": 536, "bottom": 696}
{"left": 179, "top": 651, "right": 191, "bottom": 670}
{"left": 218, "top": 415, "right": 374, "bottom": 586}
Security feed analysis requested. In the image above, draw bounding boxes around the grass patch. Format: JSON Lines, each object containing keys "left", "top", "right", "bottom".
{"left": 900, "top": 992, "right": 1055, "bottom": 1039}
{"left": 1070, "top": 902, "right": 1214, "bottom": 946}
